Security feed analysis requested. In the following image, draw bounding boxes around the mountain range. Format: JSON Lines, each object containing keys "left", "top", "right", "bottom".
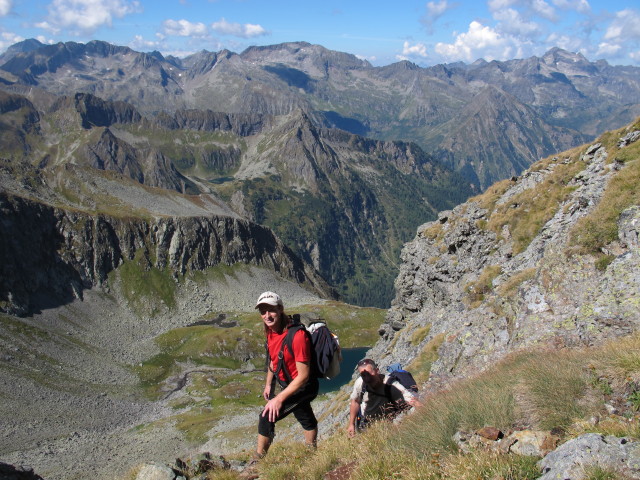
{"left": 2, "top": 38, "right": 640, "bottom": 307}
{"left": 2, "top": 105, "right": 638, "bottom": 480}
{"left": 2, "top": 40, "right": 640, "bottom": 190}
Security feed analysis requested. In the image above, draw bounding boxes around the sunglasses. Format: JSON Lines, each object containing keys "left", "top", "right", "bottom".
{"left": 356, "top": 359, "right": 377, "bottom": 368}
{"left": 258, "top": 305, "right": 278, "bottom": 315}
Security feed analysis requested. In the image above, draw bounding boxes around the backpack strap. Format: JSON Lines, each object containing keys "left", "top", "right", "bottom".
{"left": 268, "top": 323, "right": 304, "bottom": 392}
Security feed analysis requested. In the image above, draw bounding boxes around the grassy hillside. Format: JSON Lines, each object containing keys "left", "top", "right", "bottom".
{"left": 213, "top": 333, "right": 640, "bottom": 480}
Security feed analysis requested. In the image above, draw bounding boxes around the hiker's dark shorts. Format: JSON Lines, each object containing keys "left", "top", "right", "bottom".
{"left": 258, "top": 377, "right": 319, "bottom": 437}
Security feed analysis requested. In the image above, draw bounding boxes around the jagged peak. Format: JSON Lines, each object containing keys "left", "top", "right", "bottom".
{"left": 0, "top": 38, "right": 46, "bottom": 64}
{"left": 239, "top": 41, "right": 370, "bottom": 70}
{"left": 241, "top": 41, "right": 313, "bottom": 56}
{"left": 378, "top": 59, "right": 420, "bottom": 73}
{"left": 541, "top": 47, "right": 589, "bottom": 66}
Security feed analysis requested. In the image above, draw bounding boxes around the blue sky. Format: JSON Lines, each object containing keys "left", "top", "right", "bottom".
{"left": 1, "top": 0, "right": 639, "bottom": 66}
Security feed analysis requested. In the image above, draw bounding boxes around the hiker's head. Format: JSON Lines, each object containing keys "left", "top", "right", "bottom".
{"left": 256, "top": 291, "right": 286, "bottom": 332}
{"left": 357, "top": 359, "right": 382, "bottom": 386}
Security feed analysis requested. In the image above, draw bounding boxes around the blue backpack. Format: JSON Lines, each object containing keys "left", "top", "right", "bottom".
{"left": 386, "top": 363, "right": 418, "bottom": 393}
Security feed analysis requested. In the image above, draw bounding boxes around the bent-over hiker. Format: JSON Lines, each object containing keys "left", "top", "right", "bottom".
{"left": 347, "top": 358, "right": 421, "bottom": 437}
{"left": 242, "top": 291, "right": 319, "bottom": 478}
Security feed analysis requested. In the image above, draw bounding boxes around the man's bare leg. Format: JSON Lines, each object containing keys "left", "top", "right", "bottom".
{"left": 304, "top": 428, "right": 318, "bottom": 448}
{"left": 257, "top": 434, "right": 272, "bottom": 456}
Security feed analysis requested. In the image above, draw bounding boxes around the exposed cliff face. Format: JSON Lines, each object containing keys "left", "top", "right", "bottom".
{"left": 83, "top": 128, "right": 195, "bottom": 193}
{"left": 368, "top": 122, "right": 640, "bottom": 390}
{"left": 0, "top": 192, "right": 334, "bottom": 316}
{"left": 159, "top": 109, "right": 273, "bottom": 137}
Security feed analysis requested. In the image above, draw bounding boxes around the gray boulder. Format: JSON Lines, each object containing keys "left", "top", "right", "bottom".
{"left": 135, "top": 462, "right": 177, "bottom": 480}
{"left": 538, "top": 434, "right": 640, "bottom": 480}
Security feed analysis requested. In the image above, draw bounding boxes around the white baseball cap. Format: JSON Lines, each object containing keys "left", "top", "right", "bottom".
{"left": 255, "top": 291, "right": 283, "bottom": 308}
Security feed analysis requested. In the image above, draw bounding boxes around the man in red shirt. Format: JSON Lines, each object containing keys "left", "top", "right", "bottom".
{"left": 243, "top": 291, "right": 319, "bottom": 477}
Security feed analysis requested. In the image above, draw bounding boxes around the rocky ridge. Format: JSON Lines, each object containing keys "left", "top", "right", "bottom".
{"left": 0, "top": 191, "right": 333, "bottom": 316}
{"left": 369, "top": 122, "right": 640, "bottom": 391}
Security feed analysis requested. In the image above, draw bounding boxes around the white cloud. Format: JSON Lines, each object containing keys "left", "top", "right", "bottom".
{"left": 129, "top": 34, "right": 161, "bottom": 50}
{"left": 530, "top": 0, "right": 557, "bottom": 21}
{"left": 603, "top": 9, "right": 640, "bottom": 42}
{"left": 400, "top": 40, "right": 428, "bottom": 58}
{"left": 493, "top": 8, "right": 541, "bottom": 37}
{"left": 0, "top": 0, "right": 12, "bottom": 16}
{"left": 490, "top": 0, "right": 557, "bottom": 24}
{"left": 551, "top": 0, "right": 590, "bottom": 14}
{"left": 595, "top": 8, "right": 640, "bottom": 63}
{"left": 434, "top": 20, "right": 522, "bottom": 63}
{"left": 596, "top": 42, "right": 621, "bottom": 57}
{"left": 0, "top": 31, "right": 24, "bottom": 51}
{"left": 421, "top": 0, "right": 453, "bottom": 33}
{"left": 161, "top": 19, "right": 208, "bottom": 37}
{"left": 39, "top": 0, "right": 142, "bottom": 35}
{"left": 427, "top": 0, "right": 450, "bottom": 18}
{"left": 488, "top": 0, "right": 518, "bottom": 11}
{"left": 211, "top": 18, "right": 268, "bottom": 38}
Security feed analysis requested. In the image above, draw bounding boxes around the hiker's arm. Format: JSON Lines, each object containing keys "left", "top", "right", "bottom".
{"left": 263, "top": 368, "right": 274, "bottom": 401}
{"left": 407, "top": 395, "right": 422, "bottom": 408}
{"left": 347, "top": 397, "right": 360, "bottom": 437}
{"left": 395, "top": 382, "right": 422, "bottom": 409}
{"left": 262, "top": 361, "right": 310, "bottom": 422}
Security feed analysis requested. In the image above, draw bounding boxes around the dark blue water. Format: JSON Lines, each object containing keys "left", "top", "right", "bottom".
{"left": 319, "top": 347, "right": 369, "bottom": 394}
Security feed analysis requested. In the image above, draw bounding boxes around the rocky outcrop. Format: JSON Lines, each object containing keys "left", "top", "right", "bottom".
{"left": 165, "top": 110, "right": 273, "bottom": 137}
{"left": 454, "top": 427, "right": 560, "bottom": 457}
{"left": 83, "top": 128, "right": 193, "bottom": 193}
{"left": 0, "top": 192, "right": 334, "bottom": 316}
{"left": 368, "top": 125, "right": 640, "bottom": 390}
{"left": 539, "top": 434, "right": 640, "bottom": 480}
{"left": 134, "top": 453, "right": 240, "bottom": 480}
{"left": 452, "top": 428, "right": 640, "bottom": 479}
{"left": 72, "top": 92, "right": 142, "bottom": 128}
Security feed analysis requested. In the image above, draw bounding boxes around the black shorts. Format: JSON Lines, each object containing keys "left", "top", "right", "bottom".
{"left": 258, "top": 377, "right": 319, "bottom": 437}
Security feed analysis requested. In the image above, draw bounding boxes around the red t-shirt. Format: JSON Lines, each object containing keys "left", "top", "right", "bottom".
{"left": 267, "top": 327, "right": 311, "bottom": 382}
